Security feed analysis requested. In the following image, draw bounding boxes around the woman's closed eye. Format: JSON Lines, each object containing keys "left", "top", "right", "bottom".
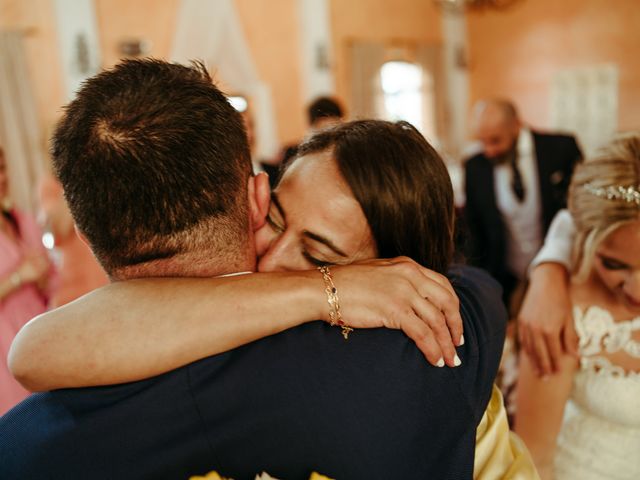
{"left": 301, "top": 249, "right": 332, "bottom": 267}
{"left": 599, "top": 255, "right": 629, "bottom": 271}
{"left": 266, "top": 211, "right": 285, "bottom": 234}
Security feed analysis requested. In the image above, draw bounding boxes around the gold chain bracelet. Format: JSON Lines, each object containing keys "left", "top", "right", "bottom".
{"left": 318, "top": 266, "right": 353, "bottom": 340}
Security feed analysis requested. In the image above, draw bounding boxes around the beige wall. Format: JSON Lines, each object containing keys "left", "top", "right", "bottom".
{"left": 329, "top": 0, "right": 442, "bottom": 118}
{"left": 96, "top": 0, "right": 306, "bottom": 147}
{"left": 95, "top": 0, "right": 179, "bottom": 68}
{"left": 3, "top": 0, "right": 639, "bottom": 155}
{"left": 467, "top": 0, "right": 640, "bottom": 131}
{"left": 0, "top": 0, "right": 65, "bottom": 147}
{"left": 235, "top": 0, "right": 304, "bottom": 146}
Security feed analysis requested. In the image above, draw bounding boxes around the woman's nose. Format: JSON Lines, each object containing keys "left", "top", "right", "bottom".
{"left": 623, "top": 270, "right": 640, "bottom": 304}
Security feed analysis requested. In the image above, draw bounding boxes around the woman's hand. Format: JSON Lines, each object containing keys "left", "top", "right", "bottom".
{"left": 17, "top": 252, "right": 50, "bottom": 285}
{"left": 517, "top": 262, "right": 576, "bottom": 377}
{"left": 331, "top": 257, "right": 463, "bottom": 368}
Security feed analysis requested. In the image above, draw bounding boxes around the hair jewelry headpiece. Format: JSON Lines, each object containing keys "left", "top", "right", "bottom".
{"left": 583, "top": 183, "right": 640, "bottom": 206}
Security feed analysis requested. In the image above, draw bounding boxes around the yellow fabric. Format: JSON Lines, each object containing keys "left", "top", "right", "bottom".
{"left": 474, "top": 385, "right": 540, "bottom": 480}
{"left": 189, "top": 472, "right": 230, "bottom": 480}
{"left": 189, "top": 472, "right": 332, "bottom": 480}
{"left": 309, "top": 473, "right": 334, "bottom": 480}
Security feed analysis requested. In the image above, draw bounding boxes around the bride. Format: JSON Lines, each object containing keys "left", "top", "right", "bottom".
{"left": 515, "top": 132, "right": 640, "bottom": 480}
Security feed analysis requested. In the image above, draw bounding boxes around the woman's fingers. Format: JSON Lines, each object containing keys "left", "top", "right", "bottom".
{"left": 331, "top": 258, "right": 465, "bottom": 368}
{"left": 389, "top": 257, "right": 456, "bottom": 294}
{"left": 518, "top": 325, "right": 532, "bottom": 364}
{"left": 531, "top": 334, "right": 553, "bottom": 378}
{"left": 409, "top": 297, "right": 460, "bottom": 367}
{"left": 399, "top": 312, "right": 447, "bottom": 367}
{"left": 418, "top": 278, "right": 463, "bottom": 348}
{"left": 392, "top": 260, "right": 464, "bottom": 348}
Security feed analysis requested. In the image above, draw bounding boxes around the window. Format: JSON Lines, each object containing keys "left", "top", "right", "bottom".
{"left": 379, "top": 61, "right": 425, "bottom": 133}
{"left": 228, "top": 95, "right": 248, "bottom": 113}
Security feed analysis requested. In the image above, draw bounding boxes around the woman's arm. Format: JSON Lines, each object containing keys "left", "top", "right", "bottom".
{"left": 514, "top": 351, "right": 577, "bottom": 480}
{"left": 9, "top": 258, "right": 464, "bottom": 391}
{"left": 518, "top": 210, "right": 577, "bottom": 376}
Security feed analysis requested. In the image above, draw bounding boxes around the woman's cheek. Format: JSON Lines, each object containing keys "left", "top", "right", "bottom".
{"left": 594, "top": 264, "right": 623, "bottom": 292}
{"left": 254, "top": 223, "right": 276, "bottom": 258}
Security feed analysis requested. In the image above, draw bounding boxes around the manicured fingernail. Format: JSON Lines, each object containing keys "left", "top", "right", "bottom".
{"left": 436, "top": 357, "right": 445, "bottom": 368}
{"left": 453, "top": 354, "right": 462, "bottom": 367}
{"left": 459, "top": 334, "right": 465, "bottom": 346}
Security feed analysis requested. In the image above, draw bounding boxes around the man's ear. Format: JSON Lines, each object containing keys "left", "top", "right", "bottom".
{"left": 247, "top": 172, "right": 270, "bottom": 231}
{"left": 73, "top": 224, "right": 91, "bottom": 248}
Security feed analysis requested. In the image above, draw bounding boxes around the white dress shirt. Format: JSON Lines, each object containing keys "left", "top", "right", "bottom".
{"left": 528, "top": 208, "right": 575, "bottom": 275}
{"left": 494, "top": 128, "right": 543, "bottom": 280}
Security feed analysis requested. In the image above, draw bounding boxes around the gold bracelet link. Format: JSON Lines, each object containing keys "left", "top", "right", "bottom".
{"left": 318, "top": 266, "right": 353, "bottom": 340}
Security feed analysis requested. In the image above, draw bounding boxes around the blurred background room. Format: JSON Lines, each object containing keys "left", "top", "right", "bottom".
{"left": 1, "top": 0, "right": 638, "bottom": 208}
{"left": 0, "top": 0, "right": 639, "bottom": 448}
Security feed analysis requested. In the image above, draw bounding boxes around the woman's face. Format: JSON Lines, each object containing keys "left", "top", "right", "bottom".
{"left": 593, "top": 220, "right": 640, "bottom": 313}
{"left": 255, "top": 150, "right": 377, "bottom": 272}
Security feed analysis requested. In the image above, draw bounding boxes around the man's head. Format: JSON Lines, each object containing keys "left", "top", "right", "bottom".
{"left": 53, "top": 59, "right": 266, "bottom": 279}
{"left": 307, "top": 96, "right": 344, "bottom": 131}
{"left": 471, "top": 99, "right": 521, "bottom": 162}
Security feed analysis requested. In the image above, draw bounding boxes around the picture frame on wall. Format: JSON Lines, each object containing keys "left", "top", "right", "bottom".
{"left": 54, "top": 0, "right": 102, "bottom": 100}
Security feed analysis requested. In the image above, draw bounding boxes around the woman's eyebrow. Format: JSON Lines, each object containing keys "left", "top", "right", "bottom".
{"left": 302, "top": 230, "right": 348, "bottom": 258}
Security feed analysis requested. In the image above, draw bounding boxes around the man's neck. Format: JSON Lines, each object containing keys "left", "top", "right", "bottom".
{"left": 111, "top": 252, "right": 257, "bottom": 281}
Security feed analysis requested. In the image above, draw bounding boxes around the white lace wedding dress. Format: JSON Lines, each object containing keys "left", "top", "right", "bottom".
{"left": 553, "top": 306, "right": 640, "bottom": 479}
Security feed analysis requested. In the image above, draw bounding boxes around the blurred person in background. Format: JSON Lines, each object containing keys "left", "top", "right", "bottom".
{"left": 278, "top": 96, "right": 344, "bottom": 167}
{"left": 245, "top": 95, "right": 345, "bottom": 189}
{"left": 463, "top": 98, "right": 582, "bottom": 308}
{"left": 0, "top": 146, "right": 53, "bottom": 415}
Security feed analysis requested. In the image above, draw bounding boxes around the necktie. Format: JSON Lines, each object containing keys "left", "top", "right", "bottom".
{"left": 510, "top": 152, "right": 525, "bottom": 202}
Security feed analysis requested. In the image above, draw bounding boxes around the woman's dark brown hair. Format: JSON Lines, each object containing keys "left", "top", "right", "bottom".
{"left": 295, "top": 120, "right": 455, "bottom": 273}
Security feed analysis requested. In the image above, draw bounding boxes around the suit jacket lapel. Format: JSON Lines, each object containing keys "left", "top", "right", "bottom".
{"left": 532, "top": 132, "right": 555, "bottom": 228}
{"left": 478, "top": 156, "right": 497, "bottom": 212}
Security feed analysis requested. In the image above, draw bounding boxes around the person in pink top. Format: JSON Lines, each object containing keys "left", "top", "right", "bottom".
{"left": 0, "top": 147, "right": 53, "bottom": 415}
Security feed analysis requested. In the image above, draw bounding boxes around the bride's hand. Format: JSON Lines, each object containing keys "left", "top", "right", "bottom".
{"left": 329, "top": 257, "right": 463, "bottom": 368}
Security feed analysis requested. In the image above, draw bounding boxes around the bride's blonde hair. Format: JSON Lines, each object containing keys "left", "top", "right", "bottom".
{"left": 569, "top": 132, "right": 640, "bottom": 281}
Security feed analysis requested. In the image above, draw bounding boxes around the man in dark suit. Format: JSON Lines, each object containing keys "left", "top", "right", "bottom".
{"left": 463, "top": 99, "right": 582, "bottom": 306}
{"left": 0, "top": 60, "right": 505, "bottom": 479}
{"left": 277, "top": 96, "right": 345, "bottom": 170}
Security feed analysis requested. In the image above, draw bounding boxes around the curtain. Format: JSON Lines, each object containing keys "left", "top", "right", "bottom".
{"left": 349, "top": 41, "right": 385, "bottom": 120}
{"left": 171, "top": 0, "right": 279, "bottom": 160}
{"left": 416, "top": 44, "right": 447, "bottom": 151}
{"left": 0, "top": 31, "right": 46, "bottom": 214}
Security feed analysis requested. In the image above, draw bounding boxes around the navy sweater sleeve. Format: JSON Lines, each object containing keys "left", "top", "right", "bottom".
{"left": 0, "top": 264, "right": 507, "bottom": 480}
{"left": 448, "top": 264, "right": 508, "bottom": 424}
